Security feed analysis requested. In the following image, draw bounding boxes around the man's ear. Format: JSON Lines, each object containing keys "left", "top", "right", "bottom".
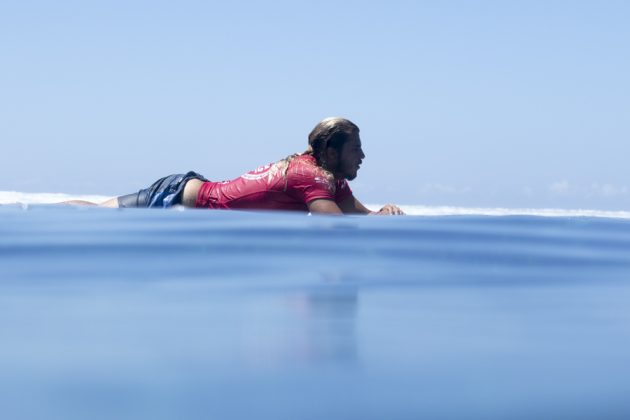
{"left": 325, "top": 147, "right": 338, "bottom": 166}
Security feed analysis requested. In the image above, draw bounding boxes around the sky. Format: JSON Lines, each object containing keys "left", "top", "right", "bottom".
{"left": 1, "top": 0, "right": 628, "bottom": 210}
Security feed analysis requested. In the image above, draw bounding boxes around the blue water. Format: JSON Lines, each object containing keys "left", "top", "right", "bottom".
{"left": 2, "top": 205, "right": 630, "bottom": 420}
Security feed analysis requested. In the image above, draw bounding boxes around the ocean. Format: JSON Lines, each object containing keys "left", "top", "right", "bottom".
{"left": 2, "top": 192, "right": 630, "bottom": 419}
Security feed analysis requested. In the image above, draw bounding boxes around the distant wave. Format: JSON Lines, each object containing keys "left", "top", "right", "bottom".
{"left": 0, "top": 191, "right": 111, "bottom": 205}
{"left": 1, "top": 191, "right": 628, "bottom": 219}
{"left": 393, "top": 204, "right": 630, "bottom": 219}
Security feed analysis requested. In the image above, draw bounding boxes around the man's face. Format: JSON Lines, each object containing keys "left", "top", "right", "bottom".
{"left": 335, "top": 133, "right": 365, "bottom": 181}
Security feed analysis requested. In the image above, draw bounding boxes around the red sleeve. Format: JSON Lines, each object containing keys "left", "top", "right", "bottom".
{"left": 286, "top": 167, "right": 337, "bottom": 204}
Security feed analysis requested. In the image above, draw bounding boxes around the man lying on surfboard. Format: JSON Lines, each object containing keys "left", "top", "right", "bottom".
{"left": 91, "top": 117, "right": 404, "bottom": 215}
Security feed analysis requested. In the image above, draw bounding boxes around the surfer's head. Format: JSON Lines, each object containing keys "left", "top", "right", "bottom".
{"left": 306, "top": 117, "right": 364, "bottom": 180}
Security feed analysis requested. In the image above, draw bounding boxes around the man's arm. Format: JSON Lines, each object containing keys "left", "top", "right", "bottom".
{"left": 307, "top": 197, "right": 405, "bottom": 215}
{"left": 307, "top": 199, "right": 344, "bottom": 215}
{"left": 338, "top": 196, "right": 405, "bottom": 215}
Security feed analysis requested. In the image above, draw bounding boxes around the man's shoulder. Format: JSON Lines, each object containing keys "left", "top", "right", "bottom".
{"left": 288, "top": 154, "right": 327, "bottom": 177}
{"left": 286, "top": 154, "right": 336, "bottom": 192}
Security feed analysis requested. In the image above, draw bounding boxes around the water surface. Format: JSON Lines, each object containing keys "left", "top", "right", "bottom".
{"left": 2, "top": 206, "right": 630, "bottom": 419}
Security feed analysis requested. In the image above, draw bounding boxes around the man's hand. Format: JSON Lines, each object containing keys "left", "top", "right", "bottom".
{"left": 371, "top": 204, "right": 405, "bottom": 216}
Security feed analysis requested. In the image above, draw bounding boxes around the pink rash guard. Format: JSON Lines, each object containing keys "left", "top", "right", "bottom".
{"left": 195, "top": 154, "right": 353, "bottom": 211}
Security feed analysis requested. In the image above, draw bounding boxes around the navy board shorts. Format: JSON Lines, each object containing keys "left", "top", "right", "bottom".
{"left": 117, "top": 171, "right": 208, "bottom": 208}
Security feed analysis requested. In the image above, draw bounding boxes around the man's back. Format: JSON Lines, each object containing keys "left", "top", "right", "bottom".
{"left": 194, "top": 154, "right": 352, "bottom": 211}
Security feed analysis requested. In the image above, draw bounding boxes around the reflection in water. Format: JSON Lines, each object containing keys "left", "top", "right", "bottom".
{"left": 288, "top": 288, "right": 359, "bottom": 364}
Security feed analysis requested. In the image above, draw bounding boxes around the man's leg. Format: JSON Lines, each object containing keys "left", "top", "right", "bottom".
{"left": 106, "top": 172, "right": 206, "bottom": 209}
{"left": 115, "top": 192, "right": 144, "bottom": 208}
{"left": 100, "top": 197, "right": 120, "bottom": 208}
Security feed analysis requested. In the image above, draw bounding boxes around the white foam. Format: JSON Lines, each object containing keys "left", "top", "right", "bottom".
{"left": 0, "top": 191, "right": 111, "bottom": 205}
{"left": 1, "top": 192, "right": 628, "bottom": 219}
{"left": 371, "top": 204, "right": 630, "bottom": 219}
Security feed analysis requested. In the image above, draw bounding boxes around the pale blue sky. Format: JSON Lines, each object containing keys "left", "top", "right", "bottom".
{"left": 2, "top": 1, "right": 628, "bottom": 209}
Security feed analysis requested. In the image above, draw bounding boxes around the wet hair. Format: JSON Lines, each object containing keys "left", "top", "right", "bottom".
{"left": 305, "top": 117, "right": 360, "bottom": 168}
{"left": 273, "top": 117, "right": 360, "bottom": 181}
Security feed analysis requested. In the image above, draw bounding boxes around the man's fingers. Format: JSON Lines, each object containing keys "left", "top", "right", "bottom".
{"left": 378, "top": 204, "right": 405, "bottom": 215}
